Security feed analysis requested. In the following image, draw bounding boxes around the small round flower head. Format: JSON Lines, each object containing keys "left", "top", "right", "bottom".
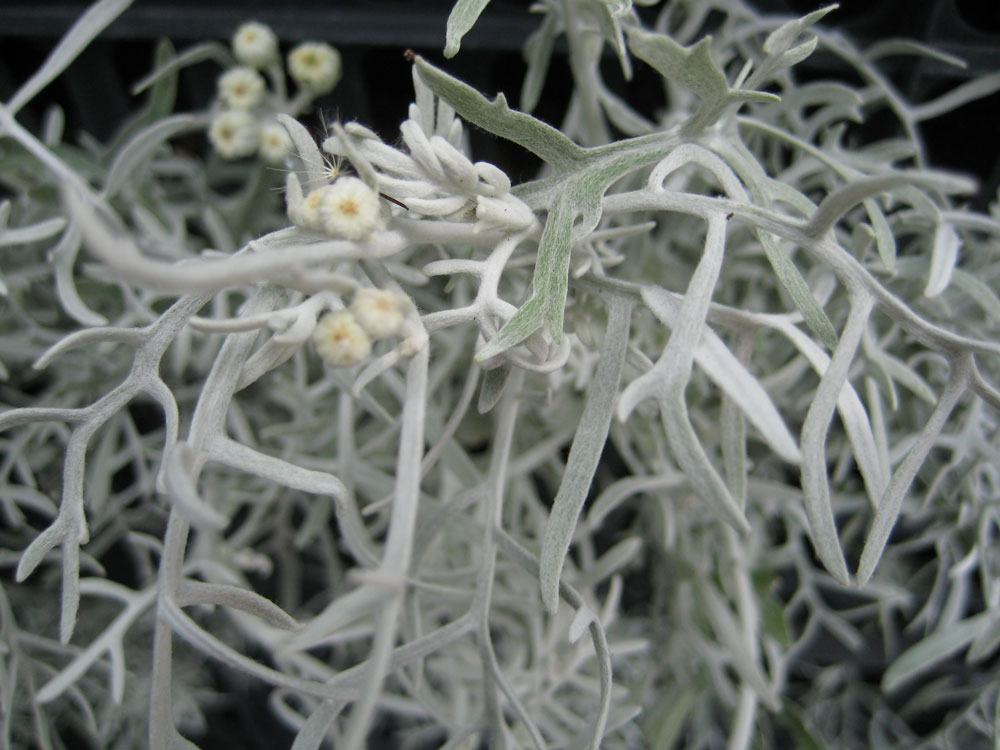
{"left": 259, "top": 120, "right": 293, "bottom": 164}
{"left": 289, "top": 186, "right": 325, "bottom": 231}
{"left": 209, "top": 109, "right": 259, "bottom": 159}
{"left": 217, "top": 66, "right": 266, "bottom": 110}
{"left": 312, "top": 311, "right": 372, "bottom": 367}
{"left": 350, "top": 288, "right": 409, "bottom": 339}
{"left": 232, "top": 22, "right": 278, "bottom": 68}
{"left": 288, "top": 42, "right": 341, "bottom": 95}
{"left": 317, "top": 177, "right": 383, "bottom": 240}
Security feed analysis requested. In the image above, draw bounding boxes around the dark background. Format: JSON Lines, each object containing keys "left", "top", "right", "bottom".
{"left": 1, "top": 0, "right": 998, "bottom": 205}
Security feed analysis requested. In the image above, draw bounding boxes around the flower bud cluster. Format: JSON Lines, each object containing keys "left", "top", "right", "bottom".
{"left": 318, "top": 72, "right": 537, "bottom": 234}
{"left": 208, "top": 21, "right": 341, "bottom": 164}
{"left": 311, "top": 289, "right": 411, "bottom": 367}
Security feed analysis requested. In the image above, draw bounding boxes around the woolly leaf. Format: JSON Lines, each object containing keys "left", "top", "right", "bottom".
{"left": 924, "top": 221, "right": 960, "bottom": 297}
{"left": 521, "top": 12, "right": 558, "bottom": 113}
{"left": 444, "top": 0, "right": 491, "bottom": 58}
{"left": 540, "top": 296, "right": 631, "bottom": 613}
{"left": 414, "top": 56, "right": 584, "bottom": 171}
{"left": 626, "top": 27, "right": 779, "bottom": 133}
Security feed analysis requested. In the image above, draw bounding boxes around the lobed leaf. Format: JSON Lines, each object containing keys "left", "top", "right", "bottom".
{"left": 625, "top": 27, "right": 779, "bottom": 133}
{"left": 414, "top": 56, "right": 584, "bottom": 171}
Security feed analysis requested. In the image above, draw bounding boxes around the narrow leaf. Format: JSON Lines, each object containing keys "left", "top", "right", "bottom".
{"left": 444, "top": 0, "right": 491, "bottom": 58}
{"left": 857, "top": 358, "right": 970, "bottom": 585}
{"left": 476, "top": 194, "right": 575, "bottom": 361}
{"left": 540, "top": 296, "right": 631, "bottom": 613}
{"left": 278, "top": 114, "right": 327, "bottom": 192}
{"left": 924, "top": 221, "right": 960, "bottom": 297}
{"left": 951, "top": 268, "right": 1000, "bottom": 322}
{"left": 477, "top": 361, "right": 512, "bottom": 414}
{"left": 763, "top": 5, "right": 837, "bottom": 55}
{"left": 521, "top": 13, "right": 558, "bottom": 113}
{"left": 7, "top": 0, "right": 135, "bottom": 116}
{"left": 0, "top": 216, "right": 66, "bottom": 247}
{"left": 865, "top": 198, "right": 896, "bottom": 271}
{"left": 758, "top": 231, "right": 838, "bottom": 350}
{"left": 178, "top": 582, "right": 298, "bottom": 630}
{"left": 132, "top": 41, "right": 234, "bottom": 95}
{"left": 882, "top": 612, "right": 991, "bottom": 692}
{"left": 641, "top": 286, "right": 801, "bottom": 463}
{"left": 291, "top": 702, "right": 340, "bottom": 750}
{"left": 104, "top": 114, "right": 201, "bottom": 197}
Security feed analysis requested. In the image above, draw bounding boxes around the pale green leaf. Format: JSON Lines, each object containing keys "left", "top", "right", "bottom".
{"left": 625, "top": 27, "right": 779, "bottom": 133}
{"left": 142, "top": 39, "right": 179, "bottom": 122}
{"left": 644, "top": 684, "right": 700, "bottom": 748}
{"left": 521, "top": 13, "right": 558, "bottom": 113}
{"left": 278, "top": 114, "right": 327, "bottom": 192}
{"left": 575, "top": 537, "right": 643, "bottom": 589}
{"left": 6, "top": 0, "right": 135, "bottom": 116}
{"left": 924, "top": 221, "right": 960, "bottom": 297}
{"left": 290, "top": 702, "right": 340, "bottom": 750}
{"left": 414, "top": 56, "right": 584, "bottom": 170}
{"left": 640, "top": 285, "right": 801, "bottom": 463}
{"left": 477, "top": 362, "right": 512, "bottom": 414}
{"left": 763, "top": 5, "right": 837, "bottom": 56}
{"left": 444, "top": 0, "right": 491, "bottom": 58}
{"left": 951, "top": 268, "right": 1000, "bottom": 322}
{"left": 476, "top": 194, "right": 578, "bottom": 360}
{"left": 882, "top": 612, "right": 991, "bottom": 692}
{"left": 0, "top": 216, "right": 67, "bottom": 247}
{"left": 864, "top": 39, "right": 966, "bottom": 69}
{"left": 777, "top": 37, "right": 819, "bottom": 69}
{"left": 540, "top": 296, "right": 631, "bottom": 613}
{"left": 865, "top": 198, "right": 896, "bottom": 271}
{"left": 103, "top": 114, "right": 201, "bottom": 198}
{"left": 857, "top": 359, "right": 969, "bottom": 585}
{"left": 131, "top": 41, "right": 234, "bottom": 95}
{"left": 759, "top": 231, "right": 838, "bottom": 350}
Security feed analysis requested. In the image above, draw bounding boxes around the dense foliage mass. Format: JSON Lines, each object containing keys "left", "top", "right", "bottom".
{"left": 2, "top": 0, "right": 1000, "bottom": 747}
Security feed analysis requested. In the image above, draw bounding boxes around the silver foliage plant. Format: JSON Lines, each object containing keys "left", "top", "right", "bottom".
{"left": 2, "top": 0, "right": 1000, "bottom": 747}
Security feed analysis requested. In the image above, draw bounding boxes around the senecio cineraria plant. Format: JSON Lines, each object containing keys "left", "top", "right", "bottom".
{"left": 2, "top": 0, "right": 1000, "bottom": 747}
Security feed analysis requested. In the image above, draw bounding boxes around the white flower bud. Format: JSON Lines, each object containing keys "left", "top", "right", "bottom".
{"left": 209, "top": 109, "right": 259, "bottom": 159}
{"left": 475, "top": 194, "right": 536, "bottom": 233}
{"left": 312, "top": 311, "right": 372, "bottom": 367}
{"left": 318, "top": 177, "right": 383, "bottom": 240}
{"left": 350, "top": 288, "right": 409, "bottom": 339}
{"left": 289, "top": 186, "right": 325, "bottom": 231}
{"left": 259, "top": 121, "right": 293, "bottom": 164}
{"left": 232, "top": 22, "right": 279, "bottom": 68}
{"left": 288, "top": 42, "right": 341, "bottom": 95}
{"left": 217, "top": 66, "right": 266, "bottom": 110}
{"left": 475, "top": 161, "right": 511, "bottom": 196}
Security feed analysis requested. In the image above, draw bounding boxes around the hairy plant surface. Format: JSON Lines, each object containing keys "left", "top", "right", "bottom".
{"left": 2, "top": 1, "right": 1000, "bottom": 748}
